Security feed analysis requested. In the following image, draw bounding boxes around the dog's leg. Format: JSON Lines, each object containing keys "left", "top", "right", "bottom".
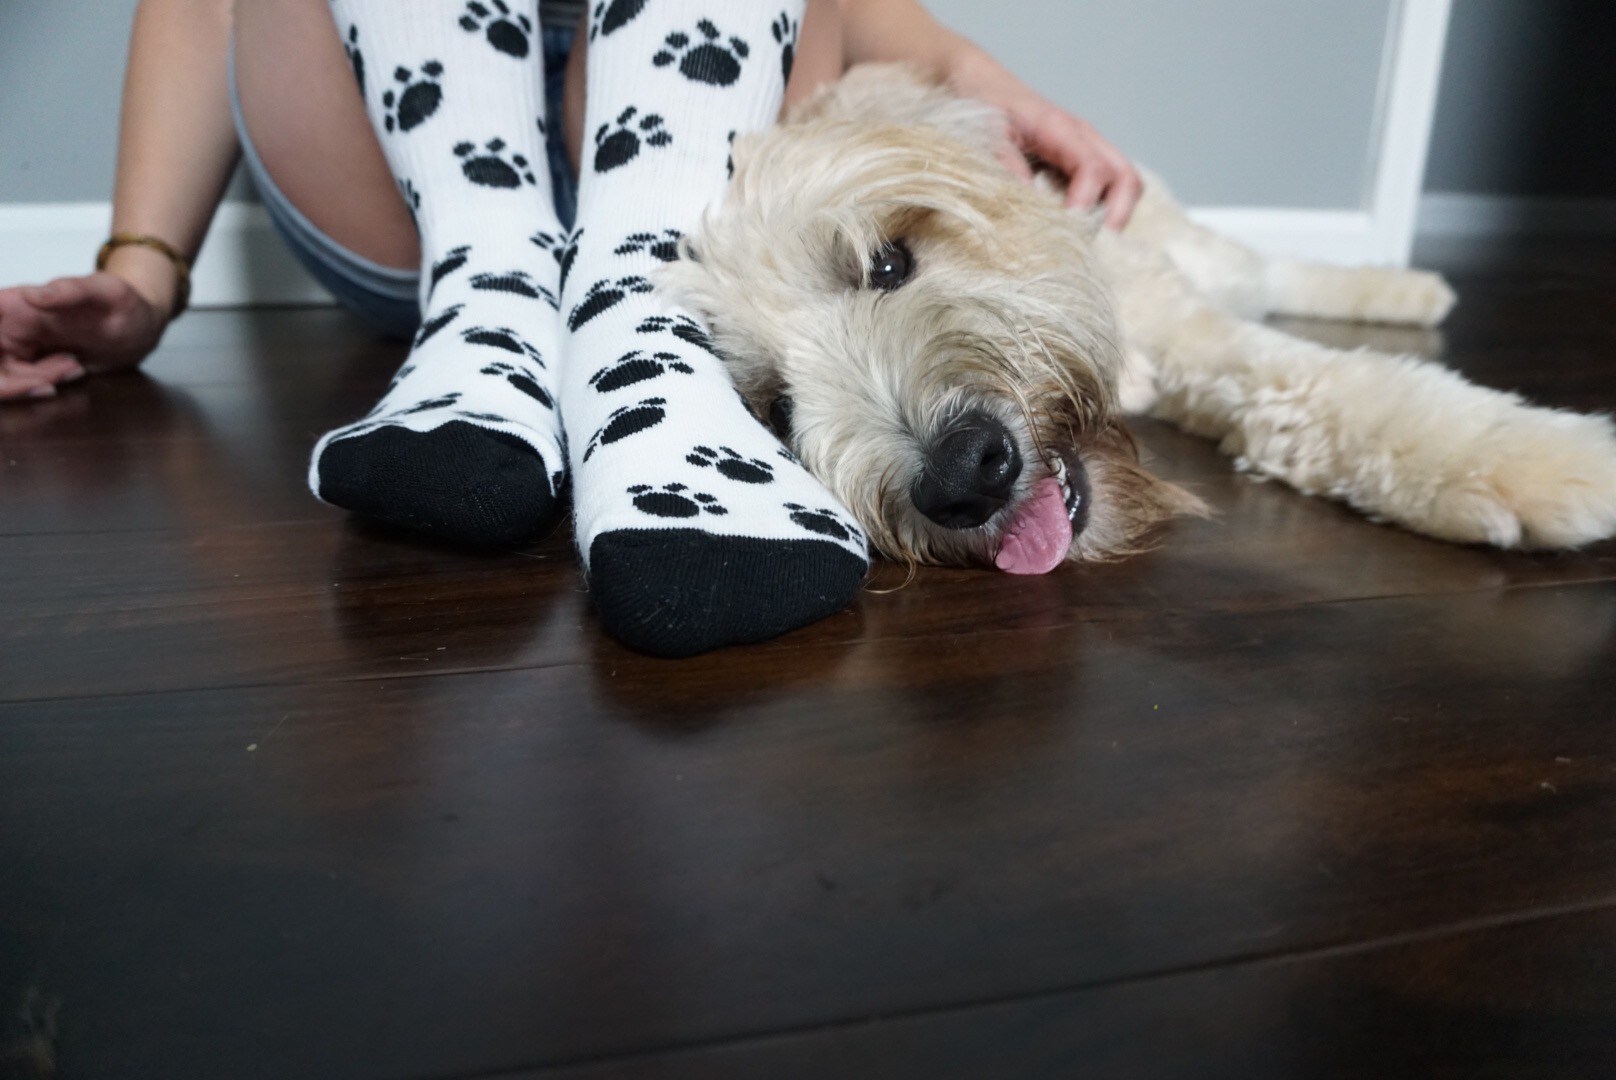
{"left": 1108, "top": 239, "right": 1616, "bottom": 549}
{"left": 1257, "top": 259, "right": 1457, "bottom": 328}
{"left": 1125, "top": 172, "right": 1456, "bottom": 327}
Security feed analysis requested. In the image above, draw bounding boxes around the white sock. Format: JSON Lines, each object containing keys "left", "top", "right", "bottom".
{"left": 559, "top": 0, "right": 868, "bottom": 656}
{"left": 312, "top": 0, "right": 567, "bottom": 548}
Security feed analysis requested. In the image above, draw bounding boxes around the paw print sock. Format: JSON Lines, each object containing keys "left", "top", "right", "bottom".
{"left": 560, "top": 0, "right": 868, "bottom": 656}
{"left": 312, "top": 0, "right": 567, "bottom": 548}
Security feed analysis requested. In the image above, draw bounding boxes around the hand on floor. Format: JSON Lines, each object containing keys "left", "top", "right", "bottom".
{"left": 0, "top": 273, "right": 167, "bottom": 401}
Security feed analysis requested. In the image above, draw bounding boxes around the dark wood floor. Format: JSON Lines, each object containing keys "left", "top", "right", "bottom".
{"left": 3, "top": 240, "right": 1615, "bottom": 1080}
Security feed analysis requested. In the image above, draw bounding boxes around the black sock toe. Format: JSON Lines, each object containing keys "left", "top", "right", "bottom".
{"left": 317, "top": 421, "right": 560, "bottom": 548}
{"left": 587, "top": 529, "right": 868, "bottom": 657}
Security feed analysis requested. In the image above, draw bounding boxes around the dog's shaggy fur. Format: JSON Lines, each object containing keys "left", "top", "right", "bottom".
{"left": 662, "top": 66, "right": 1616, "bottom": 571}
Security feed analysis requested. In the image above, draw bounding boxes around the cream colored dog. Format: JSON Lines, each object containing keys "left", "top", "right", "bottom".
{"left": 663, "top": 65, "right": 1616, "bottom": 572}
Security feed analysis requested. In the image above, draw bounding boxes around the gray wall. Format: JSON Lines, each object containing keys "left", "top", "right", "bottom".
{"left": 0, "top": 0, "right": 143, "bottom": 204}
{"left": 928, "top": 0, "right": 1396, "bottom": 210}
{"left": 1424, "top": 0, "right": 1616, "bottom": 199}
{"left": 2, "top": 0, "right": 1402, "bottom": 212}
{"left": 18, "top": 1, "right": 1609, "bottom": 210}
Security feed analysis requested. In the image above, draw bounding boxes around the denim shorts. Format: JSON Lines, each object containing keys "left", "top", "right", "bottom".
{"left": 229, "top": 26, "right": 578, "bottom": 339}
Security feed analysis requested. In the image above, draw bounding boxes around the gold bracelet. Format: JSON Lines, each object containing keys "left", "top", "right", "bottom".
{"left": 96, "top": 233, "right": 192, "bottom": 318}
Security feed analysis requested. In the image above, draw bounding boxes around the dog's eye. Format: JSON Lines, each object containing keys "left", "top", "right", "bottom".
{"left": 768, "top": 395, "right": 795, "bottom": 437}
{"left": 868, "top": 240, "right": 914, "bottom": 291}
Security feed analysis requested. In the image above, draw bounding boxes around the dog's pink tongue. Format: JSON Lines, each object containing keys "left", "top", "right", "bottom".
{"left": 994, "top": 477, "right": 1073, "bottom": 575}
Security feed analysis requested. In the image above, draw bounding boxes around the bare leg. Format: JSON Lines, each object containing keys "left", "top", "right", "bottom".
{"left": 233, "top": 0, "right": 420, "bottom": 270}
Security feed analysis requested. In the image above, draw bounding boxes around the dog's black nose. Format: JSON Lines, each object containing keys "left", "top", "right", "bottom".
{"left": 911, "top": 412, "right": 1023, "bottom": 529}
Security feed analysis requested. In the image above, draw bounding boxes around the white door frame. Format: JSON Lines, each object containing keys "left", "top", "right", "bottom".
{"left": 1193, "top": 0, "right": 1452, "bottom": 267}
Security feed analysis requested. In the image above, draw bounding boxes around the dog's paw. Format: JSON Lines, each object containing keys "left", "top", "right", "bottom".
{"left": 1268, "top": 263, "right": 1458, "bottom": 328}
{"left": 1367, "top": 269, "right": 1457, "bottom": 328}
{"left": 1416, "top": 408, "right": 1616, "bottom": 549}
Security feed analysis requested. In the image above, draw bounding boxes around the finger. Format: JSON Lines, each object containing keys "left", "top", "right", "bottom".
{"left": 1031, "top": 113, "right": 1099, "bottom": 176}
{"left": 1, "top": 353, "right": 81, "bottom": 377}
{"left": 0, "top": 361, "right": 62, "bottom": 402}
{"left": 23, "top": 274, "right": 118, "bottom": 310}
{"left": 21, "top": 277, "right": 92, "bottom": 310}
{"left": 996, "top": 141, "right": 1034, "bottom": 182}
{"left": 1102, "top": 168, "right": 1144, "bottom": 230}
{"left": 1066, "top": 165, "right": 1108, "bottom": 213}
{"left": 30, "top": 352, "right": 89, "bottom": 385}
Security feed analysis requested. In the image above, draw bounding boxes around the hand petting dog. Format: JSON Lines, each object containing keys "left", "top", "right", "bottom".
{"left": 948, "top": 44, "right": 1143, "bottom": 228}
{"left": 834, "top": 0, "right": 1142, "bottom": 227}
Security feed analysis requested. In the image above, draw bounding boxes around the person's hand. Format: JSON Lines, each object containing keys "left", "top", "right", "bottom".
{"left": 948, "top": 45, "right": 1142, "bottom": 229}
{"left": 0, "top": 270, "right": 171, "bottom": 402}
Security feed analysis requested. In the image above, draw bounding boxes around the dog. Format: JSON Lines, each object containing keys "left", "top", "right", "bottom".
{"left": 659, "top": 65, "right": 1616, "bottom": 573}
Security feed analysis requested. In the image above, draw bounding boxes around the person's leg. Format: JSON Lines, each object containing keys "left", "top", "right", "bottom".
{"left": 269, "top": 0, "right": 569, "bottom": 548}
{"left": 234, "top": 0, "right": 421, "bottom": 272}
{"left": 557, "top": 0, "right": 868, "bottom": 657}
{"left": 560, "top": 0, "right": 843, "bottom": 174}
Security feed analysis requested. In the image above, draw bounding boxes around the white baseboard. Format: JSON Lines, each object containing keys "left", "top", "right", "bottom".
{"left": 0, "top": 201, "right": 329, "bottom": 309}
{"left": 0, "top": 199, "right": 1416, "bottom": 311}
{"left": 1417, "top": 192, "right": 1616, "bottom": 240}
{"left": 1190, "top": 208, "right": 1395, "bottom": 266}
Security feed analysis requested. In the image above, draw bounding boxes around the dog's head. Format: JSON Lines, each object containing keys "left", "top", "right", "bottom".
{"left": 663, "top": 65, "right": 1197, "bottom": 572}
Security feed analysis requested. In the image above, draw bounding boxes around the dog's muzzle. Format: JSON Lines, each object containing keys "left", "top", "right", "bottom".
{"left": 911, "top": 412, "right": 1022, "bottom": 529}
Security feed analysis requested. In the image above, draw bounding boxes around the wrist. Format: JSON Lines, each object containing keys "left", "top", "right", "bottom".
{"left": 102, "top": 243, "right": 182, "bottom": 321}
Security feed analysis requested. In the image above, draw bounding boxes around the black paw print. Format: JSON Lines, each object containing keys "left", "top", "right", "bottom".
{"left": 455, "top": 138, "right": 536, "bottom": 188}
{"left": 653, "top": 20, "right": 750, "bottom": 87}
{"left": 686, "top": 445, "right": 775, "bottom": 485}
{"left": 584, "top": 397, "right": 666, "bottom": 460}
{"left": 398, "top": 392, "right": 462, "bottom": 415}
{"left": 785, "top": 503, "right": 860, "bottom": 543}
{"left": 588, "top": 350, "right": 693, "bottom": 393}
{"left": 479, "top": 361, "right": 553, "bottom": 408}
{"left": 533, "top": 228, "right": 581, "bottom": 291}
{"left": 413, "top": 304, "right": 463, "bottom": 347}
{"left": 462, "top": 326, "right": 546, "bottom": 367}
{"left": 459, "top": 0, "right": 532, "bottom": 58}
{"left": 429, "top": 244, "right": 470, "bottom": 291}
{"left": 344, "top": 26, "right": 365, "bottom": 97}
{"left": 382, "top": 61, "right": 443, "bottom": 133}
{"left": 470, "top": 270, "right": 558, "bottom": 308}
{"left": 385, "top": 362, "right": 417, "bottom": 394}
{"left": 726, "top": 129, "right": 737, "bottom": 179}
{"left": 772, "top": 13, "right": 799, "bottom": 82}
{"left": 777, "top": 445, "right": 802, "bottom": 466}
{"left": 593, "top": 107, "right": 672, "bottom": 173}
{"left": 636, "top": 313, "right": 717, "bottom": 354}
{"left": 398, "top": 178, "right": 422, "bottom": 217}
{"left": 628, "top": 483, "right": 728, "bottom": 519}
{"left": 590, "top": 0, "right": 647, "bottom": 40}
{"left": 614, "top": 229, "right": 683, "bottom": 263}
{"left": 568, "top": 276, "right": 653, "bottom": 331}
